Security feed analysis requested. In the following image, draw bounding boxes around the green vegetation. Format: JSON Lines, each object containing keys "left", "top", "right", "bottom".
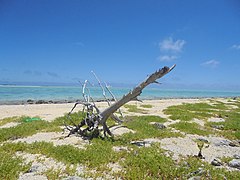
{"left": 140, "top": 104, "right": 153, "bottom": 108}
{"left": 0, "top": 112, "right": 85, "bottom": 143}
{"left": 177, "top": 156, "right": 240, "bottom": 179}
{"left": 121, "top": 143, "right": 179, "bottom": 179}
{"left": 164, "top": 99, "right": 240, "bottom": 139}
{"left": 0, "top": 150, "right": 30, "bottom": 180}
{"left": 0, "top": 116, "right": 20, "bottom": 126}
{"left": 1, "top": 140, "right": 122, "bottom": 169}
{"left": 1, "top": 99, "right": 240, "bottom": 179}
{"left": 1, "top": 139, "right": 240, "bottom": 179}
{"left": 220, "top": 156, "right": 234, "bottom": 164}
{"left": 170, "top": 122, "right": 211, "bottom": 136}
{"left": 163, "top": 102, "right": 217, "bottom": 121}
{"left": 120, "top": 144, "right": 240, "bottom": 179}
{"left": 124, "top": 104, "right": 146, "bottom": 113}
{"left": 121, "top": 116, "right": 182, "bottom": 141}
{"left": 0, "top": 120, "right": 51, "bottom": 142}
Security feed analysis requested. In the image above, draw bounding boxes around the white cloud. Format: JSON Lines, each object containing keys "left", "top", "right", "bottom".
{"left": 201, "top": 59, "right": 219, "bottom": 68}
{"left": 159, "top": 37, "right": 186, "bottom": 52}
{"left": 158, "top": 55, "right": 178, "bottom": 62}
{"left": 231, "top": 44, "right": 240, "bottom": 50}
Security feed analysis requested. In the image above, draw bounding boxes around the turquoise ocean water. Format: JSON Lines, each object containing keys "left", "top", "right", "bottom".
{"left": 1, "top": 85, "right": 240, "bottom": 104}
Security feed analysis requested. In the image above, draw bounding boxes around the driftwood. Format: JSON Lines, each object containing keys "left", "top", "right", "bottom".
{"left": 65, "top": 64, "right": 176, "bottom": 139}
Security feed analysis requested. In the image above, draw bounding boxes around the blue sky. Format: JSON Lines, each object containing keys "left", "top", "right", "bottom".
{"left": 0, "top": 0, "right": 240, "bottom": 90}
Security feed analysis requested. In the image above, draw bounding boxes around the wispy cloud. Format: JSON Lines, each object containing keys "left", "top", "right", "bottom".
{"left": 159, "top": 37, "right": 186, "bottom": 53}
{"left": 201, "top": 59, "right": 220, "bottom": 68}
{"left": 24, "top": 70, "right": 42, "bottom": 76}
{"left": 47, "top": 72, "right": 60, "bottom": 78}
{"left": 231, "top": 44, "right": 240, "bottom": 50}
{"left": 157, "top": 37, "right": 186, "bottom": 62}
{"left": 158, "top": 55, "right": 178, "bottom": 62}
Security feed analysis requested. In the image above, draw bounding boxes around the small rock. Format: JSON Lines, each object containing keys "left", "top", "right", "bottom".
{"left": 197, "top": 138, "right": 209, "bottom": 143}
{"left": 27, "top": 99, "right": 34, "bottom": 104}
{"left": 233, "top": 154, "right": 240, "bottom": 159}
{"left": 113, "top": 146, "right": 128, "bottom": 152}
{"left": 19, "top": 173, "right": 48, "bottom": 180}
{"left": 215, "top": 140, "right": 231, "bottom": 146}
{"left": 211, "top": 158, "right": 222, "bottom": 166}
{"left": 62, "top": 176, "right": 84, "bottom": 180}
{"left": 131, "top": 140, "right": 152, "bottom": 147}
{"left": 188, "top": 176, "right": 201, "bottom": 180}
{"left": 131, "top": 141, "right": 145, "bottom": 147}
{"left": 36, "top": 100, "right": 47, "bottom": 104}
{"left": 229, "top": 140, "right": 240, "bottom": 147}
{"left": 27, "top": 165, "right": 40, "bottom": 173}
{"left": 211, "top": 125, "right": 224, "bottom": 130}
{"left": 229, "top": 159, "right": 240, "bottom": 169}
{"left": 188, "top": 168, "right": 205, "bottom": 177}
{"left": 153, "top": 122, "right": 166, "bottom": 129}
{"left": 208, "top": 117, "right": 225, "bottom": 122}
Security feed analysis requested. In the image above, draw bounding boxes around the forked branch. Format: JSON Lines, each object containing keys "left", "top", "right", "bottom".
{"left": 65, "top": 64, "right": 176, "bottom": 138}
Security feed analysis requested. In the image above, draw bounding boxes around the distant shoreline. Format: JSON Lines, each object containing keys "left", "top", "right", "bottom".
{"left": 1, "top": 85, "right": 240, "bottom": 104}
{"left": 0, "top": 96, "right": 239, "bottom": 105}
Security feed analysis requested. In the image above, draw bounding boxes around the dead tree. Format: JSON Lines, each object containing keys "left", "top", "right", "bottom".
{"left": 65, "top": 64, "right": 176, "bottom": 139}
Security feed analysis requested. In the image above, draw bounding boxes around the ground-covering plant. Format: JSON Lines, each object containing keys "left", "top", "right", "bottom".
{"left": 176, "top": 156, "right": 240, "bottom": 179}
{"left": 170, "top": 121, "right": 212, "bottom": 136}
{"left": 120, "top": 143, "right": 179, "bottom": 179}
{"left": 1, "top": 99, "right": 240, "bottom": 179}
{"left": 163, "top": 102, "right": 219, "bottom": 121}
{"left": 0, "top": 112, "right": 85, "bottom": 143}
{"left": 119, "top": 115, "right": 182, "bottom": 142}
{"left": 0, "top": 116, "right": 21, "bottom": 126}
{"left": 124, "top": 104, "right": 147, "bottom": 113}
{"left": 140, "top": 104, "right": 153, "bottom": 108}
{"left": 164, "top": 99, "right": 240, "bottom": 139}
{"left": 117, "top": 143, "right": 240, "bottom": 179}
{"left": 0, "top": 150, "right": 30, "bottom": 179}
{"left": 0, "top": 120, "right": 51, "bottom": 142}
{"left": 0, "top": 114, "right": 181, "bottom": 179}
{"left": 1, "top": 138, "right": 124, "bottom": 169}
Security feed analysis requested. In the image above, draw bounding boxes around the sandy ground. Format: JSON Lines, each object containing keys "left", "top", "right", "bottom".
{"left": 0, "top": 99, "right": 204, "bottom": 122}
{"left": 1, "top": 98, "right": 239, "bottom": 179}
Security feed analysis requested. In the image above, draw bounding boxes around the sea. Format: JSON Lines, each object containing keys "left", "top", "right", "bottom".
{"left": 1, "top": 85, "right": 240, "bottom": 104}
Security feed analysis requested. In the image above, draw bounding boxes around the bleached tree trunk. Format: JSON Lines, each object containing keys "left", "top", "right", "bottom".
{"left": 99, "top": 64, "right": 176, "bottom": 136}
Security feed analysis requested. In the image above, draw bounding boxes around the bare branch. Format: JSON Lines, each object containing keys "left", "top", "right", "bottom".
{"left": 99, "top": 65, "right": 176, "bottom": 125}
{"left": 104, "top": 82, "right": 124, "bottom": 118}
{"left": 65, "top": 64, "right": 176, "bottom": 138}
{"left": 91, "top": 71, "right": 111, "bottom": 106}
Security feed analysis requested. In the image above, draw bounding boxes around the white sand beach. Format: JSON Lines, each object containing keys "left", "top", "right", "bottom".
{"left": 0, "top": 99, "right": 204, "bottom": 121}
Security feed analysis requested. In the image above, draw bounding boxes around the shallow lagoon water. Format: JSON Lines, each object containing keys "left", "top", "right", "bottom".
{"left": 1, "top": 85, "right": 240, "bottom": 103}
